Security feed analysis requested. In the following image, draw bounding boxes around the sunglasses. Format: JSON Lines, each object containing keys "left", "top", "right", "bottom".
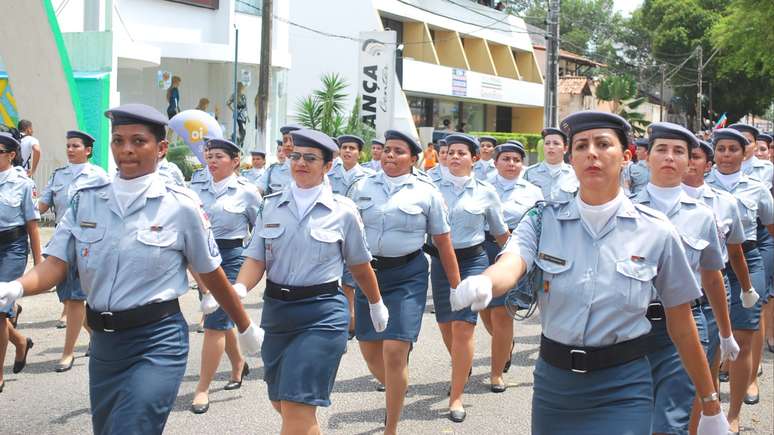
{"left": 0, "top": 149, "right": 13, "bottom": 154}
{"left": 288, "top": 152, "right": 323, "bottom": 163}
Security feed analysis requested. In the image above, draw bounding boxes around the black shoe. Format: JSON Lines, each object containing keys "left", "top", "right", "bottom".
{"left": 55, "top": 356, "right": 75, "bottom": 373}
{"left": 56, "top": 320, "right": 67, "bottom": 329}
{"left": 449, "top": 408, "right": 466, "bottom": 423}
{"left": 224, "top": 363, "right": 249, "bottom": 390}
{"left": 12, "top": 338, "right": 33, "bottom": 374}
{"left": 10, "top": 304, "right": 21, "bottom": 328}
{"left": 491, "top": 383, "right": 507, "bottom": 393}
{"left": 407, "top": 342, "right": 414, "bottom": 364}
{"left": 0, "top": 380, "right": 4, "bottom": 393}
{"left": 196, "top": 324, "right": 205, "bottom": 334}
{"left": 503, "top": 339, "right": 515, "bottom": 373}
{"left": 719, "top": 371, "right": 729, "bottom": 382}
{"left": 767, "top": 340, "right": 774, "bottom": 354}
{"left": 376, "top": 383, "right": 386, "bottom": 392}
{"left": 348, "top": 329, "right": 355, "bottom": 340}
{"left": 84, "top": 342, "right": 91, "bottom": 357}
{"left": 744, "top": 393, "right": 759, "bottom": 405}
{"left": 190, "top": 402, "right": 209, "bottom": 414}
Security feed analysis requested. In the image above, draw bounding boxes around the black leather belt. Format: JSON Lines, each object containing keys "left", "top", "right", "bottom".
{"left": 423, "top": 243, "right": 485, "bottom": 261}
{"left": 0, "top": 226, "right": 26, "bottom": 245}
{"left": 539, "top": 333, "right": 652, "bottom": 373}
{"left": 484, "top": 231, "right": 496, "bottom": 243}
{"left": 371, "top": 250, "right": 421, "bottom": 271}
{"left": 216, "top": 238, "right": 243, "bottom": 250}
{"left": 646, "top": 301, "right": 665, "bottom": 321}
{"left": 741, "top": 240, "right": 756, "bottom": 253}
{"left": 86, "top": 299, "right": 181, "bottom": 333}
{"left": 265, "top": 279, "right": 339, "bottom": 301}
{"left": 694, "top": 295, "right": 710, "bottom": 308}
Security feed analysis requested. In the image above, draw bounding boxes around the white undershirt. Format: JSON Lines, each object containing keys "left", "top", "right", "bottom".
{"left": 714, "top": 170, "right": 741, "bottom": 190}
{"left": 112, "top": 172, "right": 156, "bottom": 217}
{"left": 446, "top": 172, "right": 471, "bottom": 191}
{"left": 681, "top": 183, "right": 703, "bottom": 199}
{"left": 646, "top": 183, "right": 683, "bottom": 214}
{"left": 440, "top": 165, "right": 450, "bottom": 179}
{"left": 545, "top": 161, "right": 563, "bottom": 177}
{"left": 384, "top": 173, "right": 412, "bottom": 193}
{"left": 69, "top": 162, "right": 87, "bottom": 178}
{"left": 290, "top": 181, "right": 323, "bottom": 218}
{"left": 342, "top": 165, "right": 357, "bottom": 185}
{"left": 0, "top": 167, "right": 11, "bottom": 183}
{"left": 497, "top": 174, "right": 518, "bottom": 187}
{"left": 212, "top": 174, "right": 235, "bottom": 195}
{"left": 576, "top": 189, "right": 624, "bottom": 237}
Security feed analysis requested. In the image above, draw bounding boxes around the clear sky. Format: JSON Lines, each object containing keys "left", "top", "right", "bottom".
{"left": 613, "top": 0, "right": 642, "bottom": 17}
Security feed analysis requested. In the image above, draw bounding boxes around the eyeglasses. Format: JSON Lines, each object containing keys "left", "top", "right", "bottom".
{"left": 0, "top": 149, "right": 12, "bottom": 154}
{"left": 287, "top": 152, "right": 322, "bottom": 163}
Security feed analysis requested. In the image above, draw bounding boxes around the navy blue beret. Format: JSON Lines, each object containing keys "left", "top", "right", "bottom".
{"left": 728, "top": 123, "right": 759, "bottom": 140}
{"left": 478, "top": 136, "right": 498, "bottom": 146}
{"left": 67, "top": 130, "right": 95, "bottom": 146}
{"left": 371, "top": 138, "right": 384, "bottom": 147}
{"left": 251, "top": 150, "right": 266, "bottom": 157}
{"left": 541, "top": 127, "right": 567, "bottom": 144}
{"left": 634, "top": 137, "right": 649, "bottom": 147}
{"left": 337, "top": 135, "right": 364, "bottom": 150}
{"left": 494, "top": 142, "right": 526, "bottom": 159}
{"left": 445, "top": 133, "right": 479, "bottom": 154}
{"left": 696, "top": 138, "right": 714, "bottom": 161}
{"left": 280, "top": 124, "right": 302, "bottom": 135}
{"left": 647, "top": 122, "right": 698, "bottom": 150}
{"left": 712, "top": 128, "right": 750, "bottom": 147}
{"left": 757, "top": 133, "right": 773, "bottom": 144}
{"left": 560, "top": 111, "right": 631, "bottom": 147}
{"left": 206, "top": 138, "right": 241, "bottom": 154}
{"left": 384, "top": 129, "right": 422, "bottom": 155}
{"left": 0, "top": 132, "right": 20, "bottom": 149}
{"left": 437, "top": 138, "right": 448, "bottom": 147}
{"left": 105, "top": 103, "right": 168, "bottom": 127}
{"left": 275, "top": 139, "right": 282, "bottom": 146}
{"left": 290, "top": 129, "right": 338, "bottom": 154}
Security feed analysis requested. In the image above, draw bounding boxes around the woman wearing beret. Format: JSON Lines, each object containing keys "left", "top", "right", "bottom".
{"left": 348, "top": 129, "right": 460, "bottom": 434}
{"left": 452, "top": 112, "right": 728, "bottom": 434}
{"left": 479, "top": 141, "right": 543, "bottom": 393}
{"left": 38, "top": 130, "right": 109, "bottom": 372}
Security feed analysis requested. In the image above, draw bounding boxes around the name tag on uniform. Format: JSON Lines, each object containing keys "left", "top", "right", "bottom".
{"left": 358, "top": 196, "right": 371, "bottom": 201}
{"left": 538, "top": 252, "right": 566, "bottom": 266}
{"left": 265, "top": 223, "right": 280, "bottom": 228}
{"left": 79, "top": 221, "right": 97, "bottom": 228}
{"left": 150, "top": 225, "right": 163, "bottom": 232}
{"left": 631, "top": 255, "right": 646, "bottom": 262}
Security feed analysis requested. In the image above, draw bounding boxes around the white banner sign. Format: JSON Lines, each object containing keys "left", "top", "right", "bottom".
{"left": 358, "top": 31, "right": 397, "bottom": 138}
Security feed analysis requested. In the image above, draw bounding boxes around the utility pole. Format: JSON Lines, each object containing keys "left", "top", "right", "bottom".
{"left": 659, "top": 64, "right": 666, "bottom": 121}
{"left": 255, "top": 0, "right": 273, "bottom": 153}
{"left": 696, "top": 45, "right": 703, "bottom": 132}
{"left": 233, "top": 27, "right": 239, "bottom": 144}
{"left": 544, "top": 0, "right": 560, "bottom": 127}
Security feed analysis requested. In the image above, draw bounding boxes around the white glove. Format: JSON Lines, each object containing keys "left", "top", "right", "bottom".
{"left": 719, "top": 334, "right": 740, "bottom": 362}
{"left": 741, "top": 287, "right": 759, "bottom": 308}
{"left": 233, "top": 283, "right": 248, "bottom": 299}
{"left": 450, "top": 275, "right": 493, "bottom": 312}
{"left": 200, "top": 292, "right": 220, "bottom": 314}
{"left": 697, "top": 411, "right": 729, "bottom": 435}
{"left": 238, "top": 322, "right": 264, "bottom": 356}
{"left": 0, "top": 281, "right": 24, "bottom": 307}
{"left": 369, "top": 299, "right": 389, "bottom": 333}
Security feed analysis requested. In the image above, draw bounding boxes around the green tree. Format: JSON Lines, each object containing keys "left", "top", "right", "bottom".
{"left": 595, "top": 75, "right": 648, "bottom": 134}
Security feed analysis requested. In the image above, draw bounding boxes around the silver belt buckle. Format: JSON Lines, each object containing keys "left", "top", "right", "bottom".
{"left": 570, "top": 349, "right": 588, "bottom": 373}
{"left": 100, "top": 311, "right": 115, "bottom": 333}
{"left": 281, "top": 287, "right": 291, "bottom": 293}
{"left": 648, "top": 302, "right": 664, "bottom": 321}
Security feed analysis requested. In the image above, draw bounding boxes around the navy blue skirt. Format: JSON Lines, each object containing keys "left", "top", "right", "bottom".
{"left": 756, "top": 227, "right": 773, "bottom": 300}
{"left": 431, "top": 250, "right": 489, "bottom": 324}
{"left": 204, "top": 247, "right": 244, "bottom": 331}
{"left": 0, "top": 235, "right": 27, "bottom": 317}
{"left": 260, "top": 290, "right": 348, "bottom": 407}
{"left": 354, "top": 252, "right": 429, "bottom": 342}
{"left": 56, "top": 263, "right": 87, "bottom": 302}
{"left": 532, "top": 356, "right": 652, "bottom": 434}
{"left": 727, "top": 248, "right": 765, "bottom": 330}
{"left": 89, "top": 311, "right": 188, "bottom": 435}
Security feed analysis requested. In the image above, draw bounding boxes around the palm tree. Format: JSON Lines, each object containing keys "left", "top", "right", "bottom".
{"left": 596, "top": 75, "right": 648, "bottom": 135}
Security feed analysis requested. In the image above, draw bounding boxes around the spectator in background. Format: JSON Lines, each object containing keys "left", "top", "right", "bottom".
{"left": 227, "top": 82, "right": 248, "bottom": 147}
{"left": 276, "top": 140, "right": 286, "bottom": 164}
{"left": 166, "top": 76, "right": 182, "bottom": 119}
{"left": 423, "top": 142, "right": 438, "bottom": 171}
{"left": 17, "top": 120, "right": 40, "bottom": 177}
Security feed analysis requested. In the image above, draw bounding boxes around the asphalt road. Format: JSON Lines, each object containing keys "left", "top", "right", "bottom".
{"left": 1, "top": 229, "right": 772, "bottom": 434}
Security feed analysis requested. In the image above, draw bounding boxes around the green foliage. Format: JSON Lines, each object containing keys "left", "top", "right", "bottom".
{"left": 595, "top": 75, "right": 648, "bottom": 134}
{"left": 468, "top": 131, "right": 543, "bottom": 151}
{"left": 166, "top": 145, "right": 194, "bottom": 181}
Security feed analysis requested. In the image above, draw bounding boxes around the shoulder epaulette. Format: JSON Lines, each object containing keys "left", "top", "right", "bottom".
{"left": 633, "top": 203, "right": 669, "bottom": 221}
{"left": 166, "top": 183, "right": 200, "bottom": 203}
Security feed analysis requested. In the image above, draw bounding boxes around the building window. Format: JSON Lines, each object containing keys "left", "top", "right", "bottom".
{"left": 235, "top": 0, "right": 260, "bottom": 15}
{"left": 408, "top": 96, "right": 434, "bottom": 128}
{"left": 461, "top": 102, "right": 485, "bottom": 132}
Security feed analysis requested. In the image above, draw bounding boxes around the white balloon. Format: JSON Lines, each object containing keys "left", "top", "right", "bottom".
{"left": 169, "top": 110, "right": 223, "bottom": 165}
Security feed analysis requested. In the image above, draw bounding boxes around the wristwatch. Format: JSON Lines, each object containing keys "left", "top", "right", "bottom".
{"left": 701, "top": 392, "right": 719, "bottom": 403}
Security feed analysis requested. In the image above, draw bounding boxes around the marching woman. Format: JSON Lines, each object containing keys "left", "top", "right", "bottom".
{"left": 451, "top": 112, "right": 728, "bottom": 434}
{"left": 479, "top": 141, "right": 543, "bottom": 393}
{"left": 524, "top": 127, "right": 579, "bottom": 201}
{"left": 430, "top": 133, "right": 509, "bottom": 422}
{"left": 348, "top": 129, "right": 461, "bottom": 434}
{"left": 189, "top": 138, "right": 262, "bottom": 414}
{"left": 704, "top": 127, "right": 774, "bottom": 434}
{"left": 629, "top": 122, "right": 736, "bottom": 435}
{"left": 0, "top": 132, "right": 40, "bottom": 391}
{"left": 234, "top": 128, "right": 389, "bottom": 435}
{"left": 0, "top": 104, "right": 261, "bottom": 434}
{"left": 38, "top": 130, "right": 109, "bottom": 372}
{"left": 473, "top": 136, "right": 497, "bottom": 181}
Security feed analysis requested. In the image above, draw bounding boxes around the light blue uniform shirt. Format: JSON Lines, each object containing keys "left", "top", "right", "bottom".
{"left": 743, "top": 156, "right": 774, "bottom": 190}
{"left": 427, "top": 165, "right": 443, "bottom": 181}
{"left": 623, "top": 161, "right": 650, "bottom": 196}
{"left": 258, "top": 161, "right": 292, "bottom": 195}
{"left": 523, "top": 161, "right": 579, "bottom": 202}
{"left": 631, "top": 189, "right": 725, "bottom": 284}
{"left": 241, "top": 167, "right": 265, "bottom": 185}
{"left": 502, "top": 197, "right": 701, "bottom": 347}
{"left": 40, "top": 163, "right": 109, "bottom": 223}
{"left": 473, "top": 159, "right": 496, "bottom": 181}
{"left": 435, "top": 177, "right": 508, "bottom": 249}
{"left": 348, "top": 172, "right": 450, "bottom": 257}
{"left": 327, "top": 163, "right": 374, "bottom": 196}
{"left": 244, "top": 187, "right": 372, "bottom": 286}
{"left": 491, "top": 175, "right": 544, "bottom": 229}
{"left": 189, "top": 175, "right": 261, "bottom": 240}
{"left": 190, "top": 168, "right": 211, "bottom": 185}
{"left": 43, "top": 175, "right": 222, "bottom": 312}
{"left": 690, "top": 184, "right": 746, "bottom": 263}
{"left": 362, "top": 160, "right": 381, "bottom": 172}
{"left": 0, "top": 168, "right": 39, "bottom": 230}
{"left": 157, "top": 159, "right": 185, "bottom": 187}
{"left": 705, "top": 168, "right": 774, "bottom": 240}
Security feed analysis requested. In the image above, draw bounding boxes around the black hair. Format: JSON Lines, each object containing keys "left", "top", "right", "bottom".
{"left": 111, "top": 123, "right": 166, "bottom": 142}
{"left": 206, "top": 145, "right": 240, "bottom": 159}
{"left": 2, "top": 138, "right": 23, "bottom": 167}
{"left": 17, "top": 119, "right": 32, "bottom": 132}
{"left": 321, "top": 148, "right": 333, "bottom": 163}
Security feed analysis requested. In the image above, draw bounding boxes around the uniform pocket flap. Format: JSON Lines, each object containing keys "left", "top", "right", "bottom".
{"left": 737, "top": 197, "right": 757, "bottom": 212}
{"left": 680, "top": 232, "right": 710, "bottom": 251}
{"left": 535, "top": 252, "right": 572, "bottom": 274}
{"left": 355, "top": 198, "right": 375, "bottom": 210}
{"left": 223, "top": 202, "right": 246, "bottom": 214}
{"left": 462, "top": 203, "right": 485, "bottom": 215}
{"left": 72, "top": 226, "right": 106, "bottom": 243}
{"left": 0, "top": 196, "right": 21, "bottom": 208}
{"left": 616, "top": 259, "right": 657, "bottom": 282}
{"left": 137, "top": 228, "right": 178, "bottom": 247}
{"left": 310, "top": 228, "right": 343, "bottom": 243}
{"left": 258, "top": 225, "right": 285, "bottom": 239}
{"left": 398, "top": 203, "right": 423, "bottom": 215}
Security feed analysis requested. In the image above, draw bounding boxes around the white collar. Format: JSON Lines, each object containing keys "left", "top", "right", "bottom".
{"left": 646, "top": 183, "right": 683, "bottom": 214}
